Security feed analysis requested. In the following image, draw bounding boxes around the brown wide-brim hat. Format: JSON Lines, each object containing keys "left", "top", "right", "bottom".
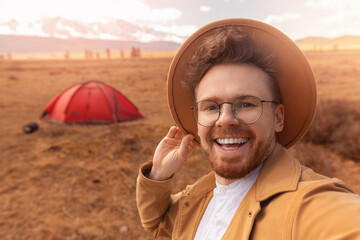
{"left": 167, "top": 18, "right": 317, "bottom": 149}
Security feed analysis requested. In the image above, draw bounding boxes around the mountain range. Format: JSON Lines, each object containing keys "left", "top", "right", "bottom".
{"left": 0, "top": 34, "right": 359, "bottom": 56}
{"left": 295, "top": 35, "right": 360, "bottom": 51}
{"left": 0, "top": 34, "right": 181, "bottom": 55}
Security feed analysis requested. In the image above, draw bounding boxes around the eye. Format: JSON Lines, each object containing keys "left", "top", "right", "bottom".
{"left": 236, "top": 102, "right": 255, "bottom": 109}
{"left": 206, "top": 105, "right": 218, "bottom": 111}
{"left": 197, "top": 101, "right": 219, "bottom": 112}
{"left": 240, "top": 102, "right": 252, "bottom": 108}
{"left": 234, "top": 97, "right": 260, "bottom": 110}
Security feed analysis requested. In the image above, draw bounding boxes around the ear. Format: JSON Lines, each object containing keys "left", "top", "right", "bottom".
{"left": 274, "top": 104, "right": 285, "bottom": 133}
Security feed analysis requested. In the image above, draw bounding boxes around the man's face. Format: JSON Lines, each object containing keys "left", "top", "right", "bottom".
{"left": 195, "top": 64, "right": 284, "bottom": 179}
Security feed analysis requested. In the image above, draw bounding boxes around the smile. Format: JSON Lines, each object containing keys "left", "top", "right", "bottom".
{"left": 215, "top": 137, "right": 250, "bottom": 150}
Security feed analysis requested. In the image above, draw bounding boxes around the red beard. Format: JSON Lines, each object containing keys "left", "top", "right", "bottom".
{"left": 201, "top": 125, "right": 275, "bottom": 179}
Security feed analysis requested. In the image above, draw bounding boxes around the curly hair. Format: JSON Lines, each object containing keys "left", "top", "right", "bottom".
{"left": 183, "top": 26, "right": 281, "bottom": 102}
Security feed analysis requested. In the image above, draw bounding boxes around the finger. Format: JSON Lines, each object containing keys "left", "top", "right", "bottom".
{"left": 174, "top": 128, "right": 183, "bottom": 140}
{"left": 189, "top": 138, "right": 196, "bottom": 151}
{"left": 166, "top": 126, "right": 177, "bottom": 138}
{"left": 189, "top": 140, "right": 196, "bottom": 149}
{"left": 178, "top": 134, "right": 195, "bottom": 157}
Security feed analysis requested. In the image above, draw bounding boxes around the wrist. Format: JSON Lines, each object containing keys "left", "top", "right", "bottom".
{"left": 149, "top": 167, "right": 172, "bottom": 181}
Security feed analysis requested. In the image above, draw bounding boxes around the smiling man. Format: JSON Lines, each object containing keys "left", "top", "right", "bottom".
{"left": 136, "top": 19, "right": 360, "bottom": 239}
{"left": 195, "top": 64, "right": 283, "bottom": 184}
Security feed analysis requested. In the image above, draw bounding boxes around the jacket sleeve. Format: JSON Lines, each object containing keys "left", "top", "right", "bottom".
{"left": 289, "top": 178, "right": 360, "bottom": 240}
{"left": 136, "top": 161, "right": 182, "bottom": 238}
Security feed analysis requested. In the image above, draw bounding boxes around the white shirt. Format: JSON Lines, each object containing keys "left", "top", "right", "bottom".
{"left": 194, "top": 164, "right": 262, "bottom": 240}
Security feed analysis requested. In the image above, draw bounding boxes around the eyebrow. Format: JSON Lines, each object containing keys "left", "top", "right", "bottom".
{"left": 197, "top": 94, "right": 257, "bottom": 102}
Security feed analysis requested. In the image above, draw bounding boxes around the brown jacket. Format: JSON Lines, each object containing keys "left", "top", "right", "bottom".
{"left": 136, "top": 143, "right": 360, "bottom": 239}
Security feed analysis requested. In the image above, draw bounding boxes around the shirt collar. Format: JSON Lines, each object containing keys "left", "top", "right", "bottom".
{"left": 214, "top": 163, "right": 262, "bottom": 196}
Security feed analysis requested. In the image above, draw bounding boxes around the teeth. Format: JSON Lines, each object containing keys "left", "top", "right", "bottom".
{"left": 216, "top": 138, "right": 249, "bottom": 145}
{"left": 221, "top": 146, "right": 239, "bottom": 150}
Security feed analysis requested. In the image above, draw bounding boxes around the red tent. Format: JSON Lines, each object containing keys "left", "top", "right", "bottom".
{"left": 41, "top": 81, "right": 143, "bottom": 123}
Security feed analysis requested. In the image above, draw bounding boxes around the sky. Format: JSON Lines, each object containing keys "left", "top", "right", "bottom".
{"left": 0, "top": 0, "right": 359, "bottom": 43}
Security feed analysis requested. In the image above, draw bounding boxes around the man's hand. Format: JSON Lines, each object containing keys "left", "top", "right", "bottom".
{"left": 149, "top": 126, "right": 195, "bottom": 181}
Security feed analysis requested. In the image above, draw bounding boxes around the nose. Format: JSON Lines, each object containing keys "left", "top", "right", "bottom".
{"left": 215, "top": 103, "right": 240, "bottom": 127}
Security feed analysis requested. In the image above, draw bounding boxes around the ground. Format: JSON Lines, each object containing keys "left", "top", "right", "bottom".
{"left": 0, "top": 51, "right": 359, "bottom": 239}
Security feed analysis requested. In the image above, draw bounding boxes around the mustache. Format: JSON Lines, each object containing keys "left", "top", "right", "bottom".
{"left": 208, "top": 125, "right": 256, "bottom": 140}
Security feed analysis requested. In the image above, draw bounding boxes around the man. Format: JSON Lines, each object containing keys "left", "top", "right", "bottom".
{"left": 136, "top": 19, "right": 360, "bottom": 239}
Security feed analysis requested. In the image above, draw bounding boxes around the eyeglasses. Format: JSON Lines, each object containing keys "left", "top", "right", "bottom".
{"left": 191, "top": 96, "right": 279, "bottom": 127}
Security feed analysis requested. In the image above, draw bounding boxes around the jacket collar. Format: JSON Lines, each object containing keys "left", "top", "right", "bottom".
{"left": 186, "top": 171, "right": 216, "bottom": 198}
{"left": 255, "top": 142, "right": 301, "bottom": 202}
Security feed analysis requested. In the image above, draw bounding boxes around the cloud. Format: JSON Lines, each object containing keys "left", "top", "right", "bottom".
{"left": 305, "top": 0, "right": 360, "bottom": 24}
{"left": 0, "top": 0, "right": 182, "bottom": 23}
{"left": 0, "top": 18, "right": 46, "bottom": 36}
{"left": 200, "top": 5, "right": 211, "bottom": 12}
{"left": 305, "top": 0, "right": 360, "bottom": 9}
{"left": 0, "top": 19, "right": 18, "bottom": 31}
{"left": 223, "top": 0, "right": 246, "bottom": 2}
{"left": 27, "top": 17, "right": 195, "bottom": 43}
{"left": 264, "top": 12, "right": 300, "bottom": 24}
{"left": 304, "top": 0, "right": 360, "bottom": 36}
{"left": 148, "top": 8, "right": 182, "bottom": 22}
{"left": 0, "top": 0, "right": 194, "bottom": 42}
{"left": 323, "top": 9, "right": 360, "bottom": 24}
{"left": 150, "top": 24, "right": 198, "bottom": 42}
{"left": 305, "top": 0, "right": 339, "bottom": 9}
{"left": 38, "top": 17, "right": 144, "bottom": 40}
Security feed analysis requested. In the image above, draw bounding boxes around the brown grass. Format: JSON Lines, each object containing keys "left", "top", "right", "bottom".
{"left": 303, "top": 98, "right": 360, "bottom": 161}
{"left": 0, "top": 51, "right": 359, "bottom": 239}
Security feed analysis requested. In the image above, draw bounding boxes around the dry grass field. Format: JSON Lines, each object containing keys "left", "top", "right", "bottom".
{"left": 0, "top": 50, "right": 359, "bottom": 239}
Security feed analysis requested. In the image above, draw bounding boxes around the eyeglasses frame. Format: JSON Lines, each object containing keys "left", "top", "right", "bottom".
{"left": 190, "top": 95, "right": 280, "bottom": 127}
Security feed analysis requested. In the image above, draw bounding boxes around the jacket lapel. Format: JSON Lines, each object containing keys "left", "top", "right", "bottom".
{"left": 255, "top": 143, "right": 301, "bottom": 202}
{"left": 221, "top": 143, "right": 302, "bottom": 239}
{"left": 175, "top": 172, "right": 216, "bottom": 240}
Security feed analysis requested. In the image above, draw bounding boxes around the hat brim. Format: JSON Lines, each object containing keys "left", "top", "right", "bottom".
{"left": 167, "top": 18, "right": 316, "bottom": 149}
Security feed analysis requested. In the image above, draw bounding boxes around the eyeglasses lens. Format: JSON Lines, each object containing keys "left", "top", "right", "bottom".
{"left": 193, "top": 96, "right": 263, "bottom": 126}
